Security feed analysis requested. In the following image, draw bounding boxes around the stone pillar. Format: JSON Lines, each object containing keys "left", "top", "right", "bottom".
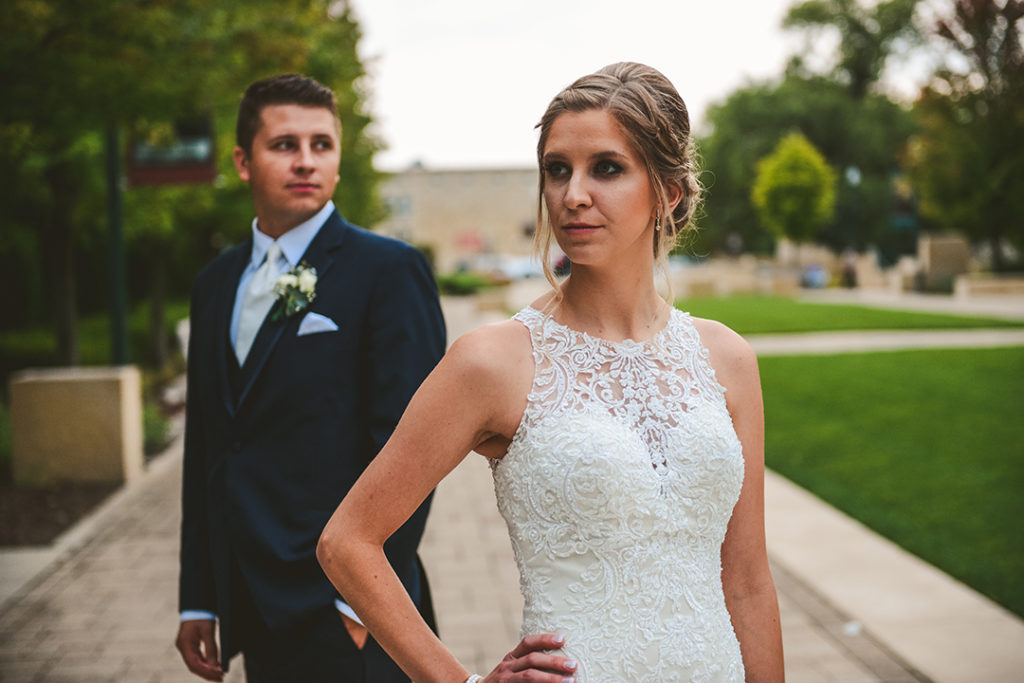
{"left": 918, "top": 234, "right": 970, "bottom": 291}
{"left": 9, "top": 366, "right": 144, "bottom": 486}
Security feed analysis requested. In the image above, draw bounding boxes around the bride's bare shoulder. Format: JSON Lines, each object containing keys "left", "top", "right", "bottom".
{"left": 690, "top": 316, "right": 751, "bottom": 355}
{"left": 689, "top": 316, "right": 759, "bottom": 390}
{"left": 444, "top": 318, "right": 534, "bottom": 379}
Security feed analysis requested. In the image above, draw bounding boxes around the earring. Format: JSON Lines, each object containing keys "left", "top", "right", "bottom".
{"left": 655, "top": 213, "right": 662, "bottom": 231}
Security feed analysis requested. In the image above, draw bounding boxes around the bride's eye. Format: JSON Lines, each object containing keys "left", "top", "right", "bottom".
{"left": 544, "top": 162, "right": 570, "bottom": 180}
{"left": 594, "top": 159, "right": 623, "bottom": 177}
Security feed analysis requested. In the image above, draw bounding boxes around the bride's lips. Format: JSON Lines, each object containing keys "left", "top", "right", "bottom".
{"left": 562, "top": 223, "right": 600, "bottom": 233}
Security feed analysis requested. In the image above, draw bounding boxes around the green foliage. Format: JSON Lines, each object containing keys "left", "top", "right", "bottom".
{"left": 760, "top": 347, "right": 1024, "bottom": 617}
{"left": 436, "top": 272, "right": 495, "bottom": 296}
{"left": 676, "top": 295, "right": 1023, "bottom": 334}
{"left": 783, "top": 0, "right": 922, "bottom": 98}
{"left": 699, "top": 75, "right": 916, "bottom": 261}
{"left": 752, "top": 133, "right": 837, "bottom": 242}
{"left": 0, "top": 0, "right": 383, "bottom": 357}
{"left": 143, "top": 402, "right": 172, "bottom": 455}
{"left": 697, "top": 0, "right": 923, "bottom": 260}
{"left": 0, "top": 300, "right": 191, "bottom": 384}
{"left": 905, "top": 0, "right": 1024, "bottom": 270}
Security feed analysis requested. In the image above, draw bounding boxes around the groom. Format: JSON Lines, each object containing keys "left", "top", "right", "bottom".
{"left": 175, "top": 74, "right": 445, "bottom": 682}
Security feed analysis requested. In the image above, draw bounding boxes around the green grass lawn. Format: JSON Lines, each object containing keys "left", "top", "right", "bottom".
{"left": 759, "top": 347, "right": 1024, "bottom": 618}
{"left": 677, "top": 295, "right": 1023, "bottom": 334}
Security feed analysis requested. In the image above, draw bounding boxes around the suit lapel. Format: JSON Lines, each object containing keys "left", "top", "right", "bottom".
{"left": 234, "top": 211, "right": 348, "bottom": 412}
{"left": 216, "top": 244, "right": 251, "bottom": 418}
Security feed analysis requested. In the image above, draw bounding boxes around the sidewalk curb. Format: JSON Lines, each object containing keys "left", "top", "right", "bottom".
{"left": 765, "top": 470, "right": 1024, "bottom": 683}
{"left": 749, "top": 328, "right": 1024, "bottom": 356}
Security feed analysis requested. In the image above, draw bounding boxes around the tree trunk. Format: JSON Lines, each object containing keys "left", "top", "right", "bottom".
{"left": 42, "top": 160, "right": 79, "bottom": 366}
{"left": 149, "top": 245, "right": 168, "bottom": 368}
{"left": 989, "top": 233, "right": 1005, "bottom": 272}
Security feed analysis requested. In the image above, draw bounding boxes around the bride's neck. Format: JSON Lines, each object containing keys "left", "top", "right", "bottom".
{"left": 554, "top": 267, "right": 669, "bottom": 343}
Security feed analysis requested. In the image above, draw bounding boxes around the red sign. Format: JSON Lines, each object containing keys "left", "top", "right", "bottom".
{"left": 127, "top": 117, "right": 216, "bottom": 187}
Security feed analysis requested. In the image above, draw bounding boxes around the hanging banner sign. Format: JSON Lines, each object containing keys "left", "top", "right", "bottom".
{"left": 127, "top": 116, "right": 216, "bottom": 186}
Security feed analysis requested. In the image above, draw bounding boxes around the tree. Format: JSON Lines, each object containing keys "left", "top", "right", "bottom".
{"left": 699, "top": 75, "right": 916, "bottom": 260}
{"left": 694, "top": 0, "right": 931, "bottom": 263}
{"left": 906, "top": 0, "right": 1024, "bottom": 270}
{"left": 783, "top": 0, "right": 923, "bottom": 98}
{"left": 1, "top": 0, "right": 225, "bottom": 361}
{"left": 752, "top": 133, "right": 838, "bottom": 243}
{"left": 0, "top": 0, "right": 382, "bottom": 366}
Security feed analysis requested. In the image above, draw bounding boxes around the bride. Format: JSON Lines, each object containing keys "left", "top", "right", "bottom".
{"left": 317, "top": 62, "right": 784, "bottom": 682}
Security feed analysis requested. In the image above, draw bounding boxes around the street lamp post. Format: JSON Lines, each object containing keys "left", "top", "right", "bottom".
{"left": 106, "top": 125, "right": 128, "bottom": 365}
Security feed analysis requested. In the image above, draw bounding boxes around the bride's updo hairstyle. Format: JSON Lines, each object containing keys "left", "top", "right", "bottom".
{"left": 535, "top": 62, "right": 701, "bottom": 286}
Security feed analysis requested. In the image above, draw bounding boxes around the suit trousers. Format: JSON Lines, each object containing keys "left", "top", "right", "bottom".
{"left": 242, "top": 603, "right": 365, "bottom": 682}
{"left": 233, "top": 572, "right": 411, "bottom": 683}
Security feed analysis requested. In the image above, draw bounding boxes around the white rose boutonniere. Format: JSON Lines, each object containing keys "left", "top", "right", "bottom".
{"left": 271, "top": 261, "right": 317, "bottom": 321}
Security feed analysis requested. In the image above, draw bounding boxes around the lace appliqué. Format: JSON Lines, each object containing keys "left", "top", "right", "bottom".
{"left": 491, "top": 306, "right": 746, "bottom": 682}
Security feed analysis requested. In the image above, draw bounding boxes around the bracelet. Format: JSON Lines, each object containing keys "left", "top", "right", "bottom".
{"left": 465, "top": 676, "right": 484, "bottom": 683}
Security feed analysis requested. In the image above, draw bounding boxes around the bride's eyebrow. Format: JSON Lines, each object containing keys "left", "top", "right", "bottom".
{"left": 541, "top": 150, "right": 629, "bottom": 164}
{"left": 590, "top": 151, "right": 628, "bottom": 162}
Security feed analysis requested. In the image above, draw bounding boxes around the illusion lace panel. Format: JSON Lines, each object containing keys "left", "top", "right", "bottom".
{"left": 513, "top": 306, "right": 730, "bottom": 477}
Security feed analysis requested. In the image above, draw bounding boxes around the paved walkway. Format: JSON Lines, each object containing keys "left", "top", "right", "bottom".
{"left": 1, "top": 287, "right": 1022, "bottom": 682}
{"left": 797, "top": 288, "right": 1024, "bottom": 322}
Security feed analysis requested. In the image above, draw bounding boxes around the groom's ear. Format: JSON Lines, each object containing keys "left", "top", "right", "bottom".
{"left": 233, "top": 146, "right": 251, "bottom": 182}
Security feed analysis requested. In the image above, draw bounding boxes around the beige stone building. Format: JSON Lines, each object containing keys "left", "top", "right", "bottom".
{"left": 373, "top": 165, "right": 542, "bottom": 274}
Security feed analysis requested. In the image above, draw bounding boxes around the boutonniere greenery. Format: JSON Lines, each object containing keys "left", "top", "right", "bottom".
{"left": 270, "top": 261, "right": 317, "bottom": 321}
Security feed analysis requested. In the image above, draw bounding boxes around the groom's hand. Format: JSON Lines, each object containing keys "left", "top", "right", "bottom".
{"left": 175, "top": 619, "right": 224, "bottom": 681}
{"left": 484, "top": 633, "right": 577, "bottom": 682}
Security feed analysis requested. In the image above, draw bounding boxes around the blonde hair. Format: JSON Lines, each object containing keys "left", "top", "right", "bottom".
{"left": 534, "top": 62, "right": 701, "bottom": 293}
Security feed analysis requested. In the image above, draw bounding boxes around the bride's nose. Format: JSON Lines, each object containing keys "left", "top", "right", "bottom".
{"left": 563, "top": 172, "right": 592, "bottom": 209}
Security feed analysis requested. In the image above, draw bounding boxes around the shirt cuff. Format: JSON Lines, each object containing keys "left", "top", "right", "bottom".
{"left": 180, "top": 610, "right": 217, "bottom": 622}
{"left": 334, "top": 599, "right": 364, "bottom": 626}
{"left": 182, "top": 604, "right": 357, "bottom": 625}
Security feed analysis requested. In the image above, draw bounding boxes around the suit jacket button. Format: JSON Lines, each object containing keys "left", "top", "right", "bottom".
{"left": 232, "top": 441, "right": 242, "bottom": 452}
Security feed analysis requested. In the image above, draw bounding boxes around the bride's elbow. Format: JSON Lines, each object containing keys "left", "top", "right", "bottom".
{"left": 316, "top": 519, "right": 347, "bottom": 576}
{"left": 317, "top": 519, "right": 384, "bottom": 592}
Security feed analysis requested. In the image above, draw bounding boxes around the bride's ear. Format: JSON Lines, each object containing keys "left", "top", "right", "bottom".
{"left": 665, "top": 181, "right": 684, "bottom": 213}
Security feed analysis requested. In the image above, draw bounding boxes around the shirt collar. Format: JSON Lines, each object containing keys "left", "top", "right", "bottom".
{"left": 248, "top": 200, "right": 335, "bottom": 269}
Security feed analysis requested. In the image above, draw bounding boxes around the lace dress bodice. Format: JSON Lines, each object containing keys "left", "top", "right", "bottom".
{"left": 491, "top": 306, "right": 746, "bottom": 682}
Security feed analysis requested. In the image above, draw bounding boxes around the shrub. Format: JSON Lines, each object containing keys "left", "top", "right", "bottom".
{"left": 0, "top": 299, "right": 190, "bottom": 387}
{"left": 436, "top": 271, "right": 493, "bottom": 296}
{"left": 142, "top": 401, "right": 171, "bottom": 455}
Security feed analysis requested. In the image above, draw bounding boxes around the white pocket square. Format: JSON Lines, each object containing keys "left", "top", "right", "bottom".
{"left": 297, "top": 312, "right": 339, "bottom": 336}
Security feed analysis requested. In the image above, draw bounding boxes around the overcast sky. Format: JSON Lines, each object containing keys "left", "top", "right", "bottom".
{"left": 350, "top": 0, "right": 810, "bottom": 170}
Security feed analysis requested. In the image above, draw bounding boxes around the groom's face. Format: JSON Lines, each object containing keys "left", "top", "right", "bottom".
{"left": 233, "top": 103, "right": 341, "bottom": 237}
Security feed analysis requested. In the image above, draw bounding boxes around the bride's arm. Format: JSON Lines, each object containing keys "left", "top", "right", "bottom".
{"left": 317, "top": 323, "right": 578, "bottom": 683}
{"left": 698, "top": 319, "right": 785, "bottom": 682}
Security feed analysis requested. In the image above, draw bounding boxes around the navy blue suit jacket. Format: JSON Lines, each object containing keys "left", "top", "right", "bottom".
{"left": 178, "top": 210, "right": 445, "bottom": 672}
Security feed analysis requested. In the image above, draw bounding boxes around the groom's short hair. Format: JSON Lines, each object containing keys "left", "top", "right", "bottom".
{"left": 236, "top": 74, "right": 339, "bottom": 156}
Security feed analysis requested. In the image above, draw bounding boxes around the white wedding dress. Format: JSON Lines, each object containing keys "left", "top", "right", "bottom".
{"left": 491, "top": 306, "right": 746, "bottom": 682}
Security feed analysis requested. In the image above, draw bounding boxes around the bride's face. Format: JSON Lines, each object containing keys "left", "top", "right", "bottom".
{"left": 541, "top": 109, "right": 657, "bottom": 268}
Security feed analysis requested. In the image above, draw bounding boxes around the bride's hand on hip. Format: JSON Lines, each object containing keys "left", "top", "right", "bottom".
{"left": 478, "top": 633, "right": 577, "bottom": 682}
